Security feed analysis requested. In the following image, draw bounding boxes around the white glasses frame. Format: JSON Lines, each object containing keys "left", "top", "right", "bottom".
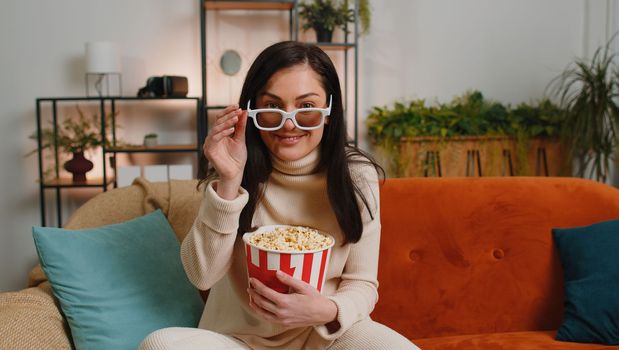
{"left": 246, "top": 95, "right": 332, "bottom": 131}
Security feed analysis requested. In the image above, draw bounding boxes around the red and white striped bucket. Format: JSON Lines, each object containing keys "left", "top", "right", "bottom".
{"left": 243, "top": 225, "right": 334, "bottom": 294}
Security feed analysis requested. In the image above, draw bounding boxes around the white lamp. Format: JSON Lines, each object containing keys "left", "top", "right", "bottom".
{"left": 85, "top": 41, "right": 122, "bottom": 96}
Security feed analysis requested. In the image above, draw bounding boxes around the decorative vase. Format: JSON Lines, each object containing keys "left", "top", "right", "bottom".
{"left": 64, "top": 152, "right": 94, "bottom": 182}
{"left": 315, "top": 27, "right": 333, "bottom": 43}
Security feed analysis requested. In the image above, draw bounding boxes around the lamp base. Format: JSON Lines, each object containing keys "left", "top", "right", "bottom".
{"left": 85, "top": 73, "right": 122, "bottom": 97}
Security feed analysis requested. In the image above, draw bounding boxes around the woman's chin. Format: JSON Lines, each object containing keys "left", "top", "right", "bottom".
{"left": 273, "top": 152, "right": 303, "bottom": 162}
{"left": 272, "top": 147, "right": 310, "bottom": 162}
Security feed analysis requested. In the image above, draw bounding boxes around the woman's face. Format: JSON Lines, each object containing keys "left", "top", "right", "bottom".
{"left": 256, "top": 64, "right": 328, "bottom": 162}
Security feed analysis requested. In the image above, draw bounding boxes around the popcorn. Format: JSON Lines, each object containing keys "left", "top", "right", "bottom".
{"left": 248, "top": 226, "right": 333, "bottom": 251}
{"left": 243, "top": 225, "right": 334, "bottom": 293}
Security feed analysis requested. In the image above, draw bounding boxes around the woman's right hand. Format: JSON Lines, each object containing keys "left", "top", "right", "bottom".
{"left": 203, "top": 104, "right": 248, "bottom": 199}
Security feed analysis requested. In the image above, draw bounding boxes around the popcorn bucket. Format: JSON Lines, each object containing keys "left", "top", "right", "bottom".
{"left": 243, "top": 225, "right": 334, "bottom": 294}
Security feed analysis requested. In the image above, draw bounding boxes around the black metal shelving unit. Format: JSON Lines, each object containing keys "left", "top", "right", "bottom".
{"left": 35, "top": 96, "right": 203, "bottom": 227}
{"left": 199, "top": 0, "right": 360, "bottom": 145}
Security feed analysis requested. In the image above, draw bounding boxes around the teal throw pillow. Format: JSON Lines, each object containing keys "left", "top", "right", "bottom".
{"left": 552, "top": 218, "right": 619, "bottom": 345}
{"left": 32, "top": 210, "right": 204, "bottom": 350}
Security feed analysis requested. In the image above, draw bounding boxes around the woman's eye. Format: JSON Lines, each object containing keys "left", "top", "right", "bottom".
{"left": 301, "top": 102, "right": 315, "bottom": 108}
{"left": 265, "top": 103, "right": 280, "bottom": 109}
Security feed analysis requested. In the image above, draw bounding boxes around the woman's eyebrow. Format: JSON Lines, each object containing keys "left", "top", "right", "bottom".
{"left": 261, "top": 92, "right": 321, "bottom": 100}
{"left": 295, "top": 93, "right": 321, "bottom": 100}
{"left": 261, "top": 92, "right": 282, "bottom": 101}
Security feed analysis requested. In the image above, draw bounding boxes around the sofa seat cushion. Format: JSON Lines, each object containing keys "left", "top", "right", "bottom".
{"left": 413, "top": 330, "right": 618, "bottom": 349}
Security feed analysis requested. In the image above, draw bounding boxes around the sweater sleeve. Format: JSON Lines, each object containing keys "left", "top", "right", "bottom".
{"left": 180, "top": 180, "right": 249, "bottom": 290}
{"left": 314, "top": 164, "right": 381, "bottom": 340}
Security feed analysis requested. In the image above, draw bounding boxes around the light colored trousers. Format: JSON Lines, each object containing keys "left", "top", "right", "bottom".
{"left": 139, "top": 318, "right": 421, "bottom": 350}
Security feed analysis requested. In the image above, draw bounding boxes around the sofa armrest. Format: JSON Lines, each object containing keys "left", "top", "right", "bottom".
{"left": 0, "top": 282, "right": 72, "bottom": 350}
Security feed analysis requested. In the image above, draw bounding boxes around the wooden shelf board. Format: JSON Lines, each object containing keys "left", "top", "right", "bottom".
{"left": 316, "top": 43, "right": 356, "bottom": 51}
{"left": 107, "top": 144, "right": 199, "bottom": 153}
{"left": 37, "top": 96, "right": 200, "bottom": 102}
{"left": 43, "top": 177, "right": 113, "bottom": 188}
{"left": 206, "top": 105, "right": 228, "bottom": 110}
{"left": 205, "top": 1, "right": 294, "bottom": 10}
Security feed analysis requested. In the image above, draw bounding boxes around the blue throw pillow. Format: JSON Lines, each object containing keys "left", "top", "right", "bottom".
{"left": 552, "top": 218, "right": 619, "bottom": 345}
{"left": 32, "top": 210, "right": 204, "bottom": 350}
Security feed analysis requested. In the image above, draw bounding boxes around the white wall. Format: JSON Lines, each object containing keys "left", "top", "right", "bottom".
{"left": 0, "top": 0, "right": 615, "bottom": 291}
{"left": 360, "top": 0, "right": 599, "bottom": 150}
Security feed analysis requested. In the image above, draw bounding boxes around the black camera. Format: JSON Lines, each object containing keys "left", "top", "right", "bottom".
{"left": 137, "top": 76, "right": 188, "bottom": 98}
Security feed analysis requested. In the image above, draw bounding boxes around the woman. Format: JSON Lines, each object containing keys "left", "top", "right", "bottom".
{"left": 140, "top": 41, "right": 420, "bottom": 350}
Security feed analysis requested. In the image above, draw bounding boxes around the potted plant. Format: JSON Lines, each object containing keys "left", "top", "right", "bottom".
{"left": 299, "top": 0, "right": 370, "bottom": 43}
{"left": 367, "top": 91, "right": 566, "bottom": 177}
{"left": 547, "top": 37, "right": 619, "bottom": 182}
{"left": 30, "top": 106, "right": 112, "bottom": 182}
{"left": 143, "top": 133, "right": 158, "bottom": 147}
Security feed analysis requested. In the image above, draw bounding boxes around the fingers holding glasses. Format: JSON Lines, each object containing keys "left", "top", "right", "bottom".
{"left": 211, "top": 114, "right": 239, "bottom": 139}
{"left": 233, "top": 110, "right": 248, "bottom": 143}
{"left": 209, "top": 105, "right": 242, "bottom": 142}
{"left": 213, "top": 105, "right": 240, "bottom": 129}
{"left": 215, "top": 104, "right": 239, "bottom": 123}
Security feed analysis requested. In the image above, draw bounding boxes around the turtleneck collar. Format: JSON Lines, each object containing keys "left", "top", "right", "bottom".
{"left": 270, "top": 147, "right": 321, "bottom": 176}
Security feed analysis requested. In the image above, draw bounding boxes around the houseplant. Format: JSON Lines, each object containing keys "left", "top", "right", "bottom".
{"left": 547, "top": 38, "right": 619, "bottom": 182}
{"left": 299, "top": 0, "right": 370, "bottom": 42}
{"left": 367, "top": 91, "right": 566, "bottom": 177}
{"left": 30, "top": 106, "right": 112, "bottom": 182}
{"left": 143, "top": 133, "right": 158, "bottom": 147}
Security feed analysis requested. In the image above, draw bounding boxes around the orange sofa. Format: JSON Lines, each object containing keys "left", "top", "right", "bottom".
{"left": 1, "top": 177, "right": 618, "bottom": 349}
{"left": 374, "top": 177, "right": 619, "bottom": 349}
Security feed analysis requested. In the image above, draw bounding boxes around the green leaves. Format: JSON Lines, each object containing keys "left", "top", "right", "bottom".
{"left": 547, "top": 36, "right": 619, "bottom": 182}
{"left": 366, "top": 91, "right": 565, "bottom": 177}
{"left": 367, "top": 90, "right": 563, "bottom": 144}
{"left": 29, "top": 105, "right": 115, "bottom": 156}
{"left": 299, "top": 0, "right": 369, "bottom": 34}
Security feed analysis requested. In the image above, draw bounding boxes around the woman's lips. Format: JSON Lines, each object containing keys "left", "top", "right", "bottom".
{"left": 275, "top": 134, "right": 305, "bottom": 145}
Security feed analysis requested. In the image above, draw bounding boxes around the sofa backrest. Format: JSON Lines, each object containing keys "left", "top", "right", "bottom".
{"left": 371, "top": 177, "right": 619, "bottom": 340}
{"left": 64, "top": 179, "right": 202, "bottom": 242}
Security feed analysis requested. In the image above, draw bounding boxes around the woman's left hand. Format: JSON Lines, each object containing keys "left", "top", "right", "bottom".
{"left": 247, "top": 270, "right": 338, "bottom": 328}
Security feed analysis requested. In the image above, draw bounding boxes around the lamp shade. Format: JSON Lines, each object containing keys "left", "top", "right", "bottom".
{"left": 85, "top": 41, "right": 121, "bottom": 73}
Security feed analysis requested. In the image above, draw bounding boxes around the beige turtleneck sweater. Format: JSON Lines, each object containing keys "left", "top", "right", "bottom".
{"left": 180, "top": 148, "right": 381, "bottom": 350}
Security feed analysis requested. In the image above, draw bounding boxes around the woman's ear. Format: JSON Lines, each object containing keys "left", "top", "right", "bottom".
{"left": 325, "top": 117, "right": 329, "bottom": 125}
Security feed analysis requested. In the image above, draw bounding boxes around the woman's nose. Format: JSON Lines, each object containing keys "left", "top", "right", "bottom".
{"left": 282, "top": 119, "right": 296, "bottom": 131}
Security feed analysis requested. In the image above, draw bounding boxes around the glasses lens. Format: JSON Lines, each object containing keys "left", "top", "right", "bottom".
{"left": 256, "top": 112, "right": 283, "bottom": 129}
{"left": 295, "top": 110, "right": 323, "bottom": 128}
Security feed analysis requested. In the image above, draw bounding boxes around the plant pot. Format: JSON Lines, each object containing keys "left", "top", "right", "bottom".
{"left": 400, "top": 136, "right": 514, "bottom": 177}
{"left": 64, "top": 152, "right": 94, "bottom": 182}
{"left": 314, "top": 27, "right": 333, "bottom": 43}
{"left": 398, "top": 136, "right": 568, "bottom": 178}
{"left": 144, "top": 136, "right": 158, "bottom": 147}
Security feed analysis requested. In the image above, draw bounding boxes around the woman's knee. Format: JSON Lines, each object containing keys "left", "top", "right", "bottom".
{"left": 138, "top": 327, "right": 188, "bottom": 350}
{"left": 329, "top": 319, "right": 421, "bottom": 350}
{"left": 139, "top": 327, "right": 250, "bottom": 350}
